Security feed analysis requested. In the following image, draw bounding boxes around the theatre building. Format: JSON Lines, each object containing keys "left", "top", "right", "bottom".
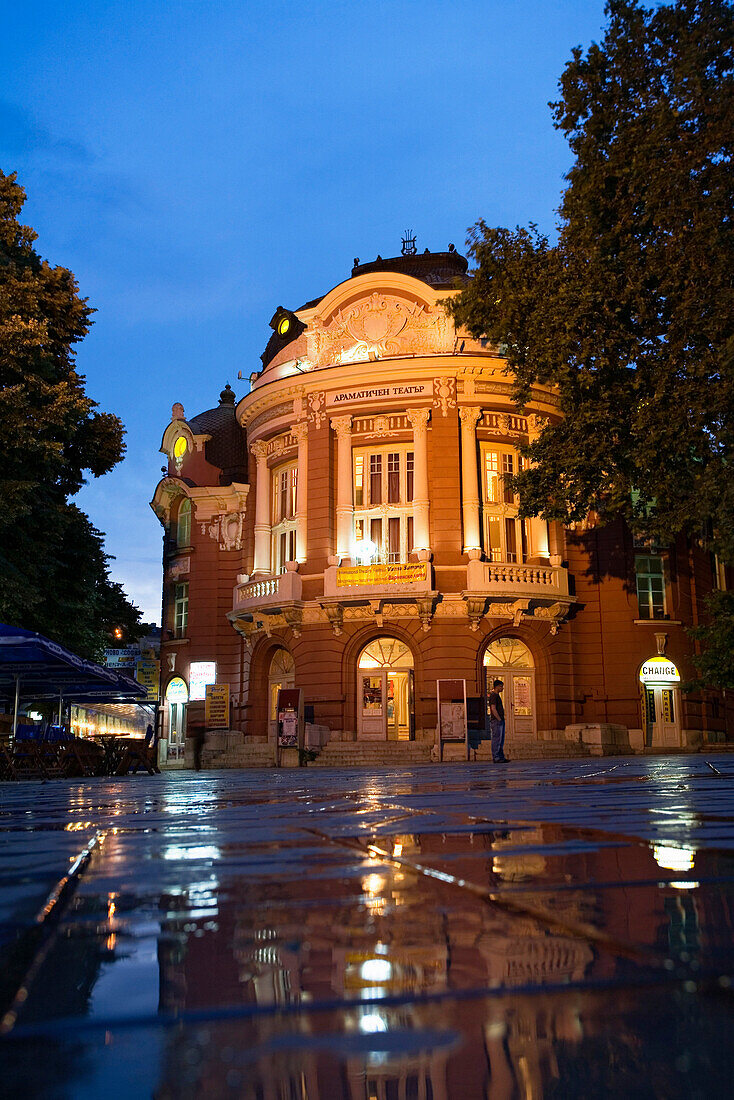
{"left": 151, "top": 245, "right": 731, "bottom": 764}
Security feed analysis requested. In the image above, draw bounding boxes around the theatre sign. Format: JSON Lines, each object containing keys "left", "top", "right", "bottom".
{"left": 327, "top": 381, "right": 431, "bottom": 407}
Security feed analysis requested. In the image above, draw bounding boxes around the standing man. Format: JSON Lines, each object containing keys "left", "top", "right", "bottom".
{"left": 488, "top": 679, "right": 508, "bottom": 763}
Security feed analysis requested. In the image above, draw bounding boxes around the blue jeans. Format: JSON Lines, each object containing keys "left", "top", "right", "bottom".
{"left": 490, "top": 718, "right": 506, "bottom": 761}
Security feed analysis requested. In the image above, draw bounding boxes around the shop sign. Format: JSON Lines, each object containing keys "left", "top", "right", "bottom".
{"left": 205, "top": 683, "right": 229, "bottom": 728}
{"left": 135, "top": 659, "right": 161, "bottom": 701}
{"left": 327, "top": 381, "right": 431, "bottom": 408}
{"left": 639, "top": 657, "right": 681, "bottom": 684}
{"left": 104, "top": 647, "right": 137, "bottom": 669}
{"left": 165, "top": 676, "right": 189, "bottom": 702}
{"left": 190, "top": 661, "right": 216, "bottom": 700}
{"left": 337, "top": 562, "right": 427, "bottom": 587}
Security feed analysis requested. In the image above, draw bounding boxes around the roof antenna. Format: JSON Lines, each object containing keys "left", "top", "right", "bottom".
{"left": 401, "top": 230, "right": 417, "bottom": 256}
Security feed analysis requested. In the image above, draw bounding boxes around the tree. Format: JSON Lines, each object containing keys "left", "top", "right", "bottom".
{"left": 0, "top": 169, "right": 142, "bottom": 659}
{"left": 448, "top": 0, "right": 734, "bottom": 686}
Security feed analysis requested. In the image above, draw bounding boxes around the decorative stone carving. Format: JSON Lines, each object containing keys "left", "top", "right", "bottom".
{"left": 655, "top": 632, "right": 668, "bottom": 655}
{"left": 283, "top": 606, "right": 303, "bottom": 638}
{"left": 330, "top": 414, "right": 353, "bottom": 439}
{"left": 171, "top": 402, "right": 185, "bottom": 420}
{"left": 464, "top": 596, "right": 487, "bottom": 631}
{"left": 167, "top": 653, "right": 176, "bottom": 672}
{"left": 250, "top": 440, "right": 269, "bottom": 463}
{"left": 406, "top": 407, "right": 430, "bottom": 435}
{"left": 292, "top": 422, "right": 308, "bottom": 444}
{"left": 322, "top": 603, "right": 344, "bottom": 636}
{"left": 433, "top": 376, "right": 456, "bottom": 417}
{"left": 307, "top": 390, "right": 325, "bottom": 428}
{"left": 206, "top": 512, "right": 246, "bottom": 552}
{"left": 307, "top": 292, "right": 451, "bottom": 367}
{"left": 527, "top": 413, "right": 550, "bottom": 442}
{"left": 416, "top": 595, "right": 436, "bottom": 632}
{"left": 532, "top": 601, "right": 566, "bottom": 634}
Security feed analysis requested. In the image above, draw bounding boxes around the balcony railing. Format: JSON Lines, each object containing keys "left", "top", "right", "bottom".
{"left": 466, "top": 558, "right": 569, "bottom": 598}
{"left": 233, "top": 569, "right": 302, "bottom": 612}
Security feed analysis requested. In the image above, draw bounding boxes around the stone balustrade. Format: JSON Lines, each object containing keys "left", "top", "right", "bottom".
{"left": 466, "top": 557, "right": 569, "bottom": 597}
{"left": 233, "top": 566, "right": 302, "bottom": 611}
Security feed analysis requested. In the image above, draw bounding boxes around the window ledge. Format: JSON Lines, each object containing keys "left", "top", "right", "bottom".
{"left": 633, "top": 619, "right": 682, "bottom": 626}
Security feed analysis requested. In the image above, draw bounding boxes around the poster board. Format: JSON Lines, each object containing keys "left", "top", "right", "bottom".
{"left": 205, "top": 683, "right": 230, "bottom": 728}
{"left": 437, "top": 678, "right": 468, "bottom": 761}
{"left": 135, "top": 658, "right": 161, "bottom": 702}
{"left": 276, "top": 687, "right": 304, "bottom": 764}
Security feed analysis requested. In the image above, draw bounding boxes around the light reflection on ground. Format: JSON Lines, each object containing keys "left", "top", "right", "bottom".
{"left": 1, "top": 756, "right": 734, "bottom": 1097}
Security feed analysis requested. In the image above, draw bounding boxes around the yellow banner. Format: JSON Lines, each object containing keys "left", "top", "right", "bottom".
{"left": 135, "top": 659, "right": 160, "bottom": 701}
{"left": 337, "top": 562, "right": 427, "bottom": 587}
{"left": 205, "top": 683, "right": 230, "bottom": 728}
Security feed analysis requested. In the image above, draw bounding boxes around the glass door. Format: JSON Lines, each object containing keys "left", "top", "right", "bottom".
{"left": 360, "top": 673, "right": 386, "bottom": 739}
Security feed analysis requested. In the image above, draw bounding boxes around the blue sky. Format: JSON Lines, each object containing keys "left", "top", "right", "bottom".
{"left": 2, "top": 0, "right": 608, "bottom": 622}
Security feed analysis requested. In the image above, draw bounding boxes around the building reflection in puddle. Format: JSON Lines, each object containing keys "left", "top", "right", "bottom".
{"left": 10, "top": 816, "right": 734, "bottom": 1098}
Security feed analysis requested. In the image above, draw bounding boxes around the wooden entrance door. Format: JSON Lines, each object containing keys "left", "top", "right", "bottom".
{"left": 644, "top": 685, "right": 681, "bottom": 747}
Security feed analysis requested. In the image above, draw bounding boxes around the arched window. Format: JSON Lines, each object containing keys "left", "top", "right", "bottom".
{"left": 176, "top": 498, "right": 191, "bottom": 548}
{"left": 271, "top": 463, "right": 297, "bottom": 572}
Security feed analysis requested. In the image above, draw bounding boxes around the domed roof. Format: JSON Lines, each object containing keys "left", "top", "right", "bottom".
{"left": 188, "top": 384, "right": 248, "bottom": 485}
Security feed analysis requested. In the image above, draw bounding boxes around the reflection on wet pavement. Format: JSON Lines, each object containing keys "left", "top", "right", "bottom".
{"left": 2, "top": 757, "right": 734, "bottom": 1097}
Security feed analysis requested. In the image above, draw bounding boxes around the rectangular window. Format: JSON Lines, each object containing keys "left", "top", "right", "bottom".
{"left": 174, "top": 582, "right": 188, "bottom": 637}
{"left": 290, "top": 468, "right": 297, "bottom": 518}
{"left": 369, "top": 454, "right": 382, "bottom": 505}
{"left": 406, "top": 452, "right": 414, "bottom": 502}
{"left": 355, "top": 518, "right": 364, "bottom": 545}
{"left": 387, "top": 453, "right": 400, "bottom": 503}
{"left": 636, "top": 555, "right": 666, "bottom": 619}
{"left": 388, "top": 517, "right": 400, "bottom": 563}
{"left": 504, "top": 517, "right": 518, "bottom": 562}
{"left": 407, "top": 515, "right": 414, "bottom": 554}
{"left": 502, "top": 453, "right": 515, "bottom": 503}
{"left": 485, "top": 452, "right": 499, "bottom": 503}
{"left": 370, "top": 517, "right": 382, "bottom": 554}
{"left": 279, "top": 532, "right": 287, "bottom": 572}
{"left": 279, "top": 470, "right": 288, "bottom": 521}
{"left": 355, "top": 454, "right": 364, "bottom": 507}
{"left": 487, "top": 518, "right": 502, "bottom": 562}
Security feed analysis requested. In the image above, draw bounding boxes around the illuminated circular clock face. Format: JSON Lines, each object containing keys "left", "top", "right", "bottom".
{"left": 173, "top": 436, "right": 188, "bottom": 460}
{"left": 277, "top": 315, "right": 291, "bottom": 336}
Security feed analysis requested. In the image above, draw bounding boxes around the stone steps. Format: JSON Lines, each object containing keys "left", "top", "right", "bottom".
{"left": 312, "top": 742, "right": 433, "bottom": 767}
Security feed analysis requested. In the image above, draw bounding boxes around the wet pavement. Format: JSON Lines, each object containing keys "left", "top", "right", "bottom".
{"left": 1, "top": 756, "right": 734, "bottom": 1099}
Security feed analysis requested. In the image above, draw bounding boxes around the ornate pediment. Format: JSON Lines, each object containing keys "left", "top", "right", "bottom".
{"left": 307, "top": 292, "right": 452, "bottom": 367}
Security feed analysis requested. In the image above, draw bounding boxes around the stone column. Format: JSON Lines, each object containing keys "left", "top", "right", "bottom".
{"left": 526, "top": 413, "right": 552, "bottom": 561}
{"left": 330, "top": 415, "right": 353, "bottom": 562}
{"left": 293, "top": 422, "right": 308, "bottom": 564}
{"left": 251, "top": 440, "right": 271, "bottom": 575}
{"left": 407, "top": 408, "right": 431, "bottom": 554}
{"left": 549, "top": 521, "right": 564, "bottom": 567}
{"left": 459, "top": 406, "right": 482, "bottom": 554}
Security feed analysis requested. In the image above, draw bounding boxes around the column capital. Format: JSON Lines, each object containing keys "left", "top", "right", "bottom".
{"left": 459, "top": 405, "right": 481, "bottom": 429}
{"left": 406, "top": 407, "right": 430, "bottom": 434}
{"left": 250, "top": 440, "right": 269, "bottom": 462}
{"left": 330, "top": 414, "right": 352, "bottom": 438}
{"left": 527, "top": 413, "right": 549, "bottom": 442}
{"left": 292, "top": 422, "right": 309, "bottom": 444}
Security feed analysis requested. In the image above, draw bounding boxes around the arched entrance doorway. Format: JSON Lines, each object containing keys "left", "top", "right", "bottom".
{"left": 639, "top": 655, "right": 683, "bottom": 747}
{"left": 357, "top": 637, "right": 414, "bottom": 741}
{"left": 268, "top": 648, "right": 294, "bottom": 741}
{"left": 483, "top": 637, "right": 536, "bottom": 743}
{"left": 165, "top": 675, "right": 188, "bottom": 761}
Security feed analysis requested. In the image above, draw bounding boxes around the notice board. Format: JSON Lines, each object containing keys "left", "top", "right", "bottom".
{"left": 205, "top": 683, "right": 230, "bottom": 728}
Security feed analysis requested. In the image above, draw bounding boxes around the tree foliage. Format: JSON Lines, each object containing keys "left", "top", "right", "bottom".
{"left": 449, "top": 0, "right": 734, "bottom": 558}
{"left": 448, "top": 0, "right": 734, "bottom": 689}
{"left": 0, "top": 170, "right": 142, "bottom": 659}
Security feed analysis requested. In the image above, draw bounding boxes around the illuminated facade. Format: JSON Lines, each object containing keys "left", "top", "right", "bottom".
{"left": 151, "top": 247, "right": 731, "bottom": 761}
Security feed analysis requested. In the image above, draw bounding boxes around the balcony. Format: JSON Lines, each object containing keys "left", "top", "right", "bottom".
{"left": 233, "top": 566, "right": 302, "bottom": 613}
{"left": 465, "top": 558, "right": 569, "bottom": 599}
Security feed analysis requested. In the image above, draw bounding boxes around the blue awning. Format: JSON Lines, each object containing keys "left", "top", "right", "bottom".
{"left": 0, "top": 624, "right": 148, "bottom": 705}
